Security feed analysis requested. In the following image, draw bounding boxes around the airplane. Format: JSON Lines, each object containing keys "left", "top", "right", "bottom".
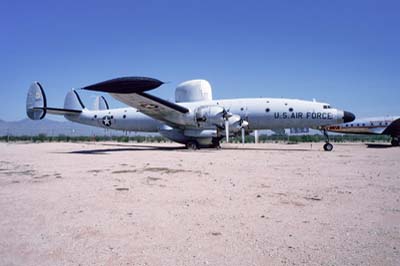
{"left": 26, "top": 76, "right": 355, "bottom": 151}
{"left": 324, "top": 116, "right": 400, "bottom": 146}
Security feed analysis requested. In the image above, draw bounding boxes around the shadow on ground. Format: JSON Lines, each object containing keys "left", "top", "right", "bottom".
{"left": 55, "top": 143, "right": 327, "bottom": 154}
{"left": 221, "top": 146, "right": 314, "bottom": 152}
{"left": 366, "top": 143, "right": 396, "bottom": 149}
{"left": 58, "top": 143, "right": 186, "bottom": 154}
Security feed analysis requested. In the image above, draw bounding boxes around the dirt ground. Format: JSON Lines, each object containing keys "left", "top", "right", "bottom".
{"left": 0, "top": 141, "right": 399, "bottom": 266}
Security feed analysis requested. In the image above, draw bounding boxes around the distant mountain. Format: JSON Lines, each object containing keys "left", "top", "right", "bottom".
{"left": 0, "top": 118, "right": 320, "bottom": 137}
{"left": 0, "top": 118, "right": 136, "bottom": 136}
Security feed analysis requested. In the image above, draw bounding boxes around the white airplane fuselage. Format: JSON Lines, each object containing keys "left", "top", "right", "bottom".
{"left": 67, "top": 97, "right": 348, "bottom": 133}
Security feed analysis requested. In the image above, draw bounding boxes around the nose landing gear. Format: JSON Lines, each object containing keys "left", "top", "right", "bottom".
{"left": 322, "top": 129, "right": 333, "bottom": 151}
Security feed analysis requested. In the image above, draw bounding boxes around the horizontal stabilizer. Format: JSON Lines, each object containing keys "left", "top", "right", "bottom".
{"left": 82, "top": 77, "right": 164, "bottom": 94}
{"left": 33, "top": 107, "right": 82, "bottom": 116}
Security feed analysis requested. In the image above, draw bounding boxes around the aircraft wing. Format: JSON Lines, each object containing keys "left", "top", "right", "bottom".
{"left": 83, "top": 77, "right": 190, "bottom": 127}
{"left": 383, "top": 117, "right": 400, "bottom": 136}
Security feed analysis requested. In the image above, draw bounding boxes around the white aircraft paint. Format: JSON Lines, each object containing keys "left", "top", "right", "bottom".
{"left": 26, "top": 77, "right": 355, "bottom": 150}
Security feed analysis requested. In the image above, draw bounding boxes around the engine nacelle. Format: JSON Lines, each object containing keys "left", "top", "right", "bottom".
{"left": 175, "top": 79, "right": 213, "bottom": 103}
{"left": 195, "top": 105, "right": 225, "bottom": 127}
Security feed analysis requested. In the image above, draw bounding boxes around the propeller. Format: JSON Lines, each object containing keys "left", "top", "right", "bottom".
{"left": 225, "top": 120, "right": 230, "bottom": 143}
{"left": 221, "top": 107, "right": 232, "bottom": 143}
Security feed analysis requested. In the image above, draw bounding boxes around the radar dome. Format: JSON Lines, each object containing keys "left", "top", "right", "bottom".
{"left": 175, "top": 79, "right": 213, "bottom": 103}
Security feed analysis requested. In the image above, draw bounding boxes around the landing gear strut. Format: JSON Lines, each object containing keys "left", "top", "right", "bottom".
{"left": 322, "top": 129, "right": 333, "bottom": 151}
{"left": 391, "top": 137, "right": 399, "bottom": 146}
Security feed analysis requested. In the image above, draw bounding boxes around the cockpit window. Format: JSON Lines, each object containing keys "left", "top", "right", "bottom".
{"left": 323, "top": 105, "right": 331, "bottom": 109}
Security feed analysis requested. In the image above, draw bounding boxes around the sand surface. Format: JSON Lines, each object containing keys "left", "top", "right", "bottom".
{"left": 0, "top": 142, "right": 399, "bottom": 266}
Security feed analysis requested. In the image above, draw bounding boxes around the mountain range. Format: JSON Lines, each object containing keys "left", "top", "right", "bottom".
{"left": 0, "top": 118, "right": 131, "bottom": 136}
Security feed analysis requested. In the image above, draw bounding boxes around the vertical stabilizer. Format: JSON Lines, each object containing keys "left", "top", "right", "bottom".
{"left": 64, "top": 90, "right": 85, "bottom": 111}
{"left": 93, "top": 96, "right": 109, "bottom": 110}
{"left": 26, "top": 82, "right": 47, "bottom": 120}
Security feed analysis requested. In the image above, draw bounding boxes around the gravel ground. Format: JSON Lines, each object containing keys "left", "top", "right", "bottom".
{"left": 0, "top": 142, "right": 399, "bottom": 266}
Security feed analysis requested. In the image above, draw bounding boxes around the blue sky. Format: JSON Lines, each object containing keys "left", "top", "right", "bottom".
{"left": 1, "top": 0, "right": 399, "bottom": 121}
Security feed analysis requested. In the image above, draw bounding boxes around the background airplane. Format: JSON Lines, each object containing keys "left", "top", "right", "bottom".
{"left": 324, "top": 116, "right": 400, "bottom": 146}
{"left": 26, "top": 76, "right": 355, "bottom": 151}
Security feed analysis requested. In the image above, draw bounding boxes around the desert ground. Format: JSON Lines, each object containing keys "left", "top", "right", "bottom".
{"left": 0, "top": 141, "right": 399, "bottom": 266}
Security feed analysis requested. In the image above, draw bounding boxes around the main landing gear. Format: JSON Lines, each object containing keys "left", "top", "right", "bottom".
{"left": 185, "top": 138, "right": 222, "bottom": 150}
{"left": 212, "top": 137, "right": 222, "bottom": 149}
{"left": 186, "top": 140, "right": 199, "bottom": 150}
{"left": 391, "top": 137, "right": 399, "bottom": 146}
{"left": 323, "top": 129, "right": 333, "bottom": 151}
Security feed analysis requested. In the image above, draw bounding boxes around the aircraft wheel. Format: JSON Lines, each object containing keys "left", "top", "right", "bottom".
{"left": 391, "top": 138, "right": 399, "bottom": 146}
{"left": 323, "top": 143, "right": 333, "bottom": 151}
{"left": 186, "top": 141, "right": 199, "bottom": 150}
{"left": 212, "top": 138, "right": 221, "bottom": 149}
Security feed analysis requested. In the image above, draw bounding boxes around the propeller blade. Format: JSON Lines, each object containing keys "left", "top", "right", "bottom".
{"left": 254, "top": 130, "right": 259, "bottom": 143}
{"left": 225, "top": 120, "right": 229, "bottom": 143}
{"left": 241, "top": 127, "right": 245, "bottom": 144}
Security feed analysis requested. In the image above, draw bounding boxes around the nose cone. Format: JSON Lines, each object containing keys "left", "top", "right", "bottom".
{"left": 343, "top": 111, "right": 355, "bottom": 123}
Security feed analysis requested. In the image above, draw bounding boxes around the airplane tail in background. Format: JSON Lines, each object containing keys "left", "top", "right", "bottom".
{"left": 26, "top": 82, "right": 83, "bottom": 120}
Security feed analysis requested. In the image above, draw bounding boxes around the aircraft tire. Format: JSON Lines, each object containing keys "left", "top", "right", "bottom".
{"left": 186, "top": 141, "right": 199, "bottom": 150}
{"left": 391, "top": 139, "right": 399, "bottom": 146}
{"left": 323, "top": 143, "right": 333, "bottom": 151}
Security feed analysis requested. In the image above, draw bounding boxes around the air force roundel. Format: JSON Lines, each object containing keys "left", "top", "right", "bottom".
{"left": 102, "top": 115, "right": 112, "bottom": 127}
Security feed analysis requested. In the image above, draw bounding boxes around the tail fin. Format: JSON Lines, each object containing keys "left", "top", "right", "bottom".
{"left": 64, "top": 90, "right": 85, "bottom": 111}
{"left": 26, "top": 82, "right": 82, "bottom": 120}
{"left": 93, "top": 96, "right": 109, "bottom": 110}
{"left": 26, "top": 82, "right": 47, "bottom": 120}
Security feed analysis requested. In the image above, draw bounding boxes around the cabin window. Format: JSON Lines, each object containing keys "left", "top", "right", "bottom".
{"left": 370, "top": 122, "right": 373, "bottom": 126}
{"left": 123, "top": 115, "right": 126, "bottom": 119}
{"left": 265, "top": 108, "right": 270, "bottom": 113}
{"left": 240, "top": 107, "right": 244, "bottom": 111}
{"left": 345, "top": 124, "right": 349, "bottom": 127}
{"left": 111, "top": 116, "right": 114, "bottom": 119}
{"left": 357, "top": 123, "right": 360, "bottom": 127}
{"left": 379, "top": 122, "right": 382, "bottom": 126}
{"left": 362, "top": 123, "right": 365, "bottom": 126}
{"left": 94, "top": 115, "right": 97, "bottom": 119}
{"left": 284, "top": 102, "right": 288, "bottom": 106}
{"left": 351, "top": 124, "right": 354, "bottom": 127}
{"left": 289, "top": 107, "right": 293, "bottom": 112}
